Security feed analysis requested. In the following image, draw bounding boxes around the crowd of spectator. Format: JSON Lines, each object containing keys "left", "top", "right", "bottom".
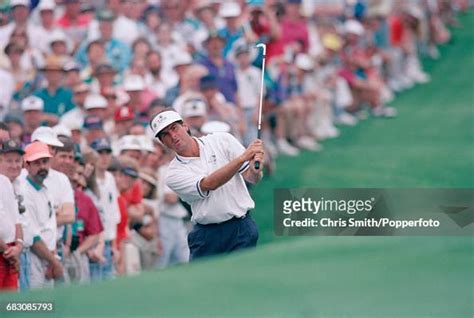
{"left": 0, "top": 0, "right": 470, "bottom": 291}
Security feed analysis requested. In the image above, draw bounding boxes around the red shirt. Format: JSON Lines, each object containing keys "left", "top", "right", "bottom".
{"left": 389, "top": 15, "right": 404, "bottom": 47}
{"left": 56, "top": 14, "right": 92, "bottom": 28}
{"left": 74, "top": 190, "right": 104, "bottom": 244}
{"left": 116, "top": 196, "right": 129, "bottom": 247}
{"left": 123, "top": 181, "right": 143, "bottom": 205}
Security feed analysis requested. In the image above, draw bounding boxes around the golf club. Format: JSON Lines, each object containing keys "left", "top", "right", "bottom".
{"left": 255, "top": 43, "right": 266, "bottom": 170}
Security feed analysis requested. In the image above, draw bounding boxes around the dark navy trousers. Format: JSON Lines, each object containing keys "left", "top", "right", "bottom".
{"left": 188, "top": 214, "right": 259, "bottom": 260}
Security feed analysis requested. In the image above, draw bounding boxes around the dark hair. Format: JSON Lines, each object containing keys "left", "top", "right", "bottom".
{"left": 0, "top": 121, "right": 9, "bottom": 132}
{"left": 57, "top": 137, "right": 75, "bottom": 153}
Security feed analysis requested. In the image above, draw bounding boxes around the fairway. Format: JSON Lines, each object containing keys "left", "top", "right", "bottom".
{"left": 1, "top": 11, "right": 473, "bottom": 318}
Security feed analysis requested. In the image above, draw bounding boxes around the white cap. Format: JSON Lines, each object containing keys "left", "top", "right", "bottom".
{"left": 118, "top": 135, "right": 143, "bottom": 152}
{"left": 173, "top": 51, "right": 193, "bottom": 68}
{"left": 61, "top": 115, "right": 83, "bottom": 131}
{"left": 21, "top": 96, "right": 44, "bottom": 112}
{"left": 52, "top": 124, "right": 72, "bottom": 138}
{"left": 219, "top": 2, "right": 241, "bottom": 18}
{"left": 201, "top": 121, "right": 231, "bottom": 134}
{"left": 10, "top": 0, "right": 29, "bottom": 7}
{"left": 182, "top": 99, "right": 207, "bottom": 118}
{"left": 295, "top": 54, "right": 314, "bottom": 71}
{"left": 84, "top": 94, "right": 108, "bottom": 110}
{"left": 38, "top": 0, "right": 56, "bottom": 11}
{"left": 150, "top": 111, "right": 183, "bottom": 137}
{"left": 49, "top": 30, "right": 67, "bottom": 45}
{"left": 31, "top": 126, "right": 64, "bottom": 147}
{"left": 344, "top": 19, "right": 365, "bottom": 36}
{"left": 123, "top": 75, "right": 145, "bottom": 91}
{"left": 138, "top": 135, "right": 155, "bottom": 153}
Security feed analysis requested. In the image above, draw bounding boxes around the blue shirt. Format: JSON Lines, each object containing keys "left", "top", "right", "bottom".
{"left": 199, "top": 56, "right": 238, "bottom": 104}
{"left": 75, "top": 38, "right": 132, "bottom": 73}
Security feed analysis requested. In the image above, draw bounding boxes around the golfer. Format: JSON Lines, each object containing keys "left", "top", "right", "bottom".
{"left": 150, "top": 110, "right": 264, "bottom": 260}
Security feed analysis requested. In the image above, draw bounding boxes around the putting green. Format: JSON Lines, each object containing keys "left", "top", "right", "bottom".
{"left": 1, "top": 11, "right": 473, "bottom": 318}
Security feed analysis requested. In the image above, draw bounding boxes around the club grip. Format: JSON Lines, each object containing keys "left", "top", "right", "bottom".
{"left": 254, "top": 161, "right": 260, "bottom": 170}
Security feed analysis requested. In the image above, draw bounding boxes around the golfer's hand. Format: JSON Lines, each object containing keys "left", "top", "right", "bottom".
{"left": 250, "top": 150, "right": 265, "bottom": 173}
{"left": 241, "top": 140, "right": 264, "bottom": 163}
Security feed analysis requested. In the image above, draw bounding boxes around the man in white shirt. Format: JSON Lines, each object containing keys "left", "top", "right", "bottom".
{"left": 150, "top": 110, "right": 264, "bottom": 260}
{"left": 0, "top": 140, "right": 24, "bottom": 291}
{"left": 22, "top": 141, "right": 64, "bottom": 289}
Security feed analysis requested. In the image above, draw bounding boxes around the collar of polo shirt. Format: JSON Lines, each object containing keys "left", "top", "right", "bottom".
{"left": 150, "top": 111, "right": 183, "bottom": 138}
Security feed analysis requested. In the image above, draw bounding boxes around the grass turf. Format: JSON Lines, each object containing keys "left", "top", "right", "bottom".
{"left": 1, "top": 11, "right": 473, "bottom": 318}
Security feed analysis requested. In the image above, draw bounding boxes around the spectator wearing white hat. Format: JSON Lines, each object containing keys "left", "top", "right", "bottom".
{"left": 122, "top": 74, "right": 154, "bottom": 113}
{"left": 84, "top": 93, "right": 108, "bottom": 121}
{"left": 21, "top": 96, "right": 44, "bottom": 143}
{"left": 35, "top": 0, "right": 62, "bottom": 55}
{"left": 181, "top": 97, "right": 208, "bottom": 137}
{"left": 60, "top": 83, "right": 90, "bottom": 131}
{"left": 218, "top": 1, "right": 256, "bottom": 58}
{"left": 117, "top": 134, "right": 143, "bottom": 161}
{"left": 0, "top": 0, "right": 42, "bottom": 51}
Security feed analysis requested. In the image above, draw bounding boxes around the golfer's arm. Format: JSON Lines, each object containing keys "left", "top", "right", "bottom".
{"left": 200, "top": 155, "right": 246, "bottom": 192}
{"left": 56, "top": 203, "right": 75, "bottom": 226}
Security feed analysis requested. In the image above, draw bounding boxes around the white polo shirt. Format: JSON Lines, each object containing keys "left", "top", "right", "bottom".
{"left": 97, "top": 171, "right": 121, "bottom": 241}
{"left": 166, "top": 132, "right": 254, "bottom": 225}
{"left": 22, "top": 176, "right": 58, "bottom": 251}
{"left": 13, "top": 178, "right": 40, "bottom": 248}
{"left": 44, "top": 169, "right": 75, "bottom": 242}
{"left": 0, "top": 175, "right": 20, "bottom": 244}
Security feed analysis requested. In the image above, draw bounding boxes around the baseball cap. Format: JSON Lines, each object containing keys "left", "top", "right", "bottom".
{"left": 114, "top": 106, "right": 135, "bottom": 121}
{"left": 10, "top": 0, "right": 29, "bottom": 8}
{"left": 182, "top": 98, "right": 207, "bottom": 118}
{"left": 84, "top": 94, "right": 108, "bottom": 110}
{"left": 90, "top": 138, "right": 112, "bottom": 152}
{"left": 322, "top": 33, "right": 343, "bottom": 51}
{"left": 150, "top": 111, "right": 183, "bottom": 138}
{"left": 120, "top": 166, "right": 139, "bottom": 178}
{"left": 173, "top": 51, "right": 193, "bottom": 68}
{"left": 118, "top": 135, "right": 143, "bottom": 152}
{"left": 31, "top": 126, "right": 64, "bottom": 147}
{"left": 204, "top": 30, "right": 225, "bottom": 44}
{"left": 96, "top": 9, "right": 115, "bottom": 22}
{"left": 24, "top": 141, "right": 52, "bottom": 162}
{"left": 201, "top": 121, "right": 231, "bottom": 134}
{"left": 83, "top": 115, "right": 103, "bottom": 130}
{"left": 344, "top": 19, "right": 365, "bottom": 36}
{"left": 219, "top": 2, "right": 241, "bottom": 18}
{"left": 138, "top": 135, "right": 155, "bottom": 153}
{"left": 38, "top": 0, "right": 56, "bottom": 11}
{"left": 295, "top": 54, "right": 314, "bottom": 71}
{"left": 94, "top": 63, "right": 116, "bottom": 76}
{"left": 52, "top": 124, "right": 72, "bottom": 138}
{"left": 64, "top": 61, "right": 81, "bottom": 72}
{"left": 200, "top": 75, "right": 219, "bottom": 91}
{"left": 49, "top": 30, "right": 67, "bottom": 45}
{"left": 0, "top": 140, "right": 24, "bottom": 155}
{"left": 123, "top": 75, "right": 145, "bottom": 91}
{"left": 21, "top": 96, "right": 44, "bottom": 112}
